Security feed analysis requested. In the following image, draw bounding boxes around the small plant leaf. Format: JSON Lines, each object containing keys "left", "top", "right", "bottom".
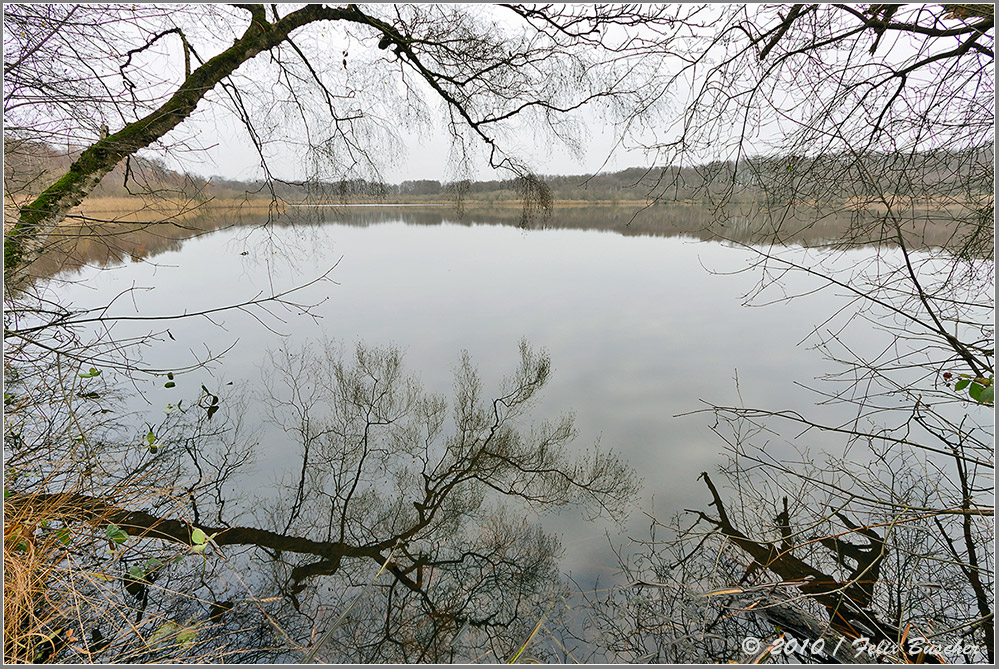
{"left": 981, "top": 384, "right": 994, "bottom": 405}
{"left": 969, "top": 383, "right": 984, "bottom": 402}
{"left": 164, "top": 381, "right": 176, "bottom": 388}
{"left": 955, "top": 378, "right": 970, "bottom": 391}
{"left": 177, "top": 626, "right": 199, "bottom": 647}
{"left": 106, "top": 524, "right": 128, "bottom": 544}
{"left": 190, "top": 527, "right": 219, "bottom": 554}
{"left": 201, "top": 385, "right": 221, "bottom": 420}
{"left": 191, "top": 527, "right": 209, "bottom": 545}
{"left": 148, "top": 621, "right": 181, "bottom": 649}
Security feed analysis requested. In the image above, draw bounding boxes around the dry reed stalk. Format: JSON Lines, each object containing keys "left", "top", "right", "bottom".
{"left": 4, "top": 500, "right": 64, "bottom": 664}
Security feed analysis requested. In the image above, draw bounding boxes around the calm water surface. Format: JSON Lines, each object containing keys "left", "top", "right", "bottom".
{"left": 51, "top": 209, "right": 878, "bottom": 580}
{"left": 35, "top": 206, "right": 935, "bottom": 662}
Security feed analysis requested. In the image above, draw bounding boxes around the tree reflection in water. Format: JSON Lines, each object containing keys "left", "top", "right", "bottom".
{"left": 5, "top": 341, "right": 637, "bottom": 663}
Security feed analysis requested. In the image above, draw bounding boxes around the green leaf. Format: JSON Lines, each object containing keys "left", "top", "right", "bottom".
{"left": 105, "top": 524, "right": 128, "bottom": 544}
{"left": 176, "top": 626, "right": 199, "bottom": 647}
{"left": 164, "top": 381, "right": 176, "bottom": 388}
{"left": 146, "top": 430, "right": 156, "bottom": 445}
{"left": 981, "top": 385, "right": 994, "bottom": 405}
{"left": 191, "top": 527, "right": 208, "bottom": 545}
{"left": 128, "top": 565, "right": 145, "bottom": 580}
{"left": 148, "top": 621, "right": 181, "bottom": 649}
{"left": 144, "top": 558, "right": 164, "bottom": 572}
{"left": 955, "top": 378, "right": 971, "bottom": 391}
{"left": 969, "top": 383, "right": 984, "bottom": 402}
{"left": 200, "top": 385, "right": 221, "bottom": 419}
{"left": 56, "top": 528, "right": 71, "bottom": 545}
{"left": 167, "top": 372, "right": 174, "bottom": 380}
{"left": 190, "top": 527, "right": 219, "bottom": 553}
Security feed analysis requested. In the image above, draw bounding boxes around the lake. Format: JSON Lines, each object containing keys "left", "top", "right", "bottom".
{"left": 29, "top": 204, "right": 967, "bottom": 661}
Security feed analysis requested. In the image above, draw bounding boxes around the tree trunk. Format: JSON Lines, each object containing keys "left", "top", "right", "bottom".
{"left": 2, "top": 4, "right": 368, "bottom": 288}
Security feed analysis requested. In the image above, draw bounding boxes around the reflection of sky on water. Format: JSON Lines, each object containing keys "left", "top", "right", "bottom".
{"left": 51, "top": 214, "right": 901, "bottom": 583}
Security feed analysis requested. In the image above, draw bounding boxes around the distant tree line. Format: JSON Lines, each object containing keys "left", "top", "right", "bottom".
{"left": 6, "top": 138, "right": 990, "bottom": 209}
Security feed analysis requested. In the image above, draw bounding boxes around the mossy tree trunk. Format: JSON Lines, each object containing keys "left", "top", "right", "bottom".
{"left": 2, "top": 4, "right": 401, "bottom": 288}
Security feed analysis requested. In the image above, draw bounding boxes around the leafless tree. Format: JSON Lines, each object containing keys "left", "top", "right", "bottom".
{"left": 4, "top": 341, "right": 637, "bottom": 663}
{"left": 4, "top": 4, "right": 993, "bottom": 663}
{"left": 2, "top": 3, "right": 667, "bottom": 404}
{"left": 3, "top": 3, "right": 657, "bottom": 288}
{"left": 504, "top": 4, "right": 994, "bottom": 663}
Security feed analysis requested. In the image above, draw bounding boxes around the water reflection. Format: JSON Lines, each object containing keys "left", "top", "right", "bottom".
{"left": 31, "top": 202, "right": 965, "bottom": 281}
{"left": 20, "top": 205, "right": 923, "bottom": 594}
{"left": 564, "top": 452, "right": 992, "bottom": 664}
{"left": 5, "top": 341, "right": 636, "bottom": 663}
{"left": 9, "top": 203, "right": 988, "bottom": 663}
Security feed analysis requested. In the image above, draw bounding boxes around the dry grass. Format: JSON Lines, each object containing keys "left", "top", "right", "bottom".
{"left": 4, "top": 497, "right": 74, "bottom": 664}
{"left": 3, "top": 196, "right": 284, "bottom": 232}
{"left": 2, "top": 490, "right": 273, "bottom": 664}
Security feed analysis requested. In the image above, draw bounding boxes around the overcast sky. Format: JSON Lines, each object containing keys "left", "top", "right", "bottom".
{"left": 129, "top": 4, "right": 661, "bottom": 186}
{"left": 167, "top": 95, "right": 652, "bottom": 185}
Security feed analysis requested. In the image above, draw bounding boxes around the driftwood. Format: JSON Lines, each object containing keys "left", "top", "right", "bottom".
{"left": 694, "top": 472, "right": 938, "bottom": 663}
